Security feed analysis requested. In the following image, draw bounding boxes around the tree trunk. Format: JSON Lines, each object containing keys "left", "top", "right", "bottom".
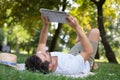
{"left": 16, "top": 37, "right": 19, "bottom": 53}
{"left": 91, "top": 0, "right": 118, "bottom": 63}
{"left": 97, "top": 6, "right": 118, "bottom": 63}
{"left": 49, "top": 24, "right": 62, "bottom": 51}
{"left": 49, "top": 0, "right": 67, "bottom": 52}
{"left": 95, "top": 46, "right": 100, "bottom": 59}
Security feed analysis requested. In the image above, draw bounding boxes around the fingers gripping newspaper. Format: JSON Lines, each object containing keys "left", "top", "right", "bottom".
{"left": 40, "top": 8, "right": 68, "bottom": 23}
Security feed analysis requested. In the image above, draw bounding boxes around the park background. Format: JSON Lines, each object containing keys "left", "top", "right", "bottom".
{"left": 0, "top": 0, "right": 120, "bottom": 80}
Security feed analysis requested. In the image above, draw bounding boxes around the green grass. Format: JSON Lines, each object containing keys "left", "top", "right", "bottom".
{"left": 0, "top": 53, "right": 120, "bottom": 80}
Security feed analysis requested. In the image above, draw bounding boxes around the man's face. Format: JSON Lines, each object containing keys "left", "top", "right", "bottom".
{"left": 36, "top": 51, "right": 51, "bottom": 63}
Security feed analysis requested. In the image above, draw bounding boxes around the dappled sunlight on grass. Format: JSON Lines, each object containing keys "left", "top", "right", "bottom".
{"left": 95, "top": 57, "right": 120, "bottom": 64}
{"left": 116, "top": 57, "right": 120, "bottom": 64}
{"left": 11, "top": 50, "right": 34, "bottom": 55}
{"left": 95, "top": 59, "right": 108, "bottom": 63}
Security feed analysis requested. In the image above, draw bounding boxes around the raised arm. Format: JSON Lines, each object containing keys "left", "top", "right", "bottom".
{"left": 37, "top": 14, "right": 50, "bottom": 52}
{"left": 66, "top": 16, "right": 93, "bottom": 61}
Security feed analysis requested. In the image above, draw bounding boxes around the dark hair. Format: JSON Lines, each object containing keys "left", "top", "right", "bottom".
{"left": 25, "top": 55, "right": 50, "bottom": 74}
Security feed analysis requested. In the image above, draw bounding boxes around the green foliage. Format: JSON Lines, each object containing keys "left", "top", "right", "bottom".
{"left": 0, "top": 0, "right": 62, "bottom": 34}
{"left": 61, "top": 24, "right": 76, "bottom": 48}
{"left": 70, "top": 0, "right": 97, "bottom": 31}
{"left": 0, "top": 0, "right": 120, "bottom": 58}
{"left": 102, "top": 0, "right": 120, "bottom": 59}
{"left": 0, "top": 0, "right": 63, "bottom": 52}
{"left": 12, "top": 25, "right": 30, "bottom": 43}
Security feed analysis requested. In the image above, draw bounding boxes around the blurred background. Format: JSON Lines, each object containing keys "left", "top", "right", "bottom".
{"left": 0, "top": 0, "right": 120, "bottom": 64}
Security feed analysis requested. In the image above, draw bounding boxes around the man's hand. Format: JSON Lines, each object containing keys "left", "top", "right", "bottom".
{"left": 41, "top": 14, "right": 50, "bottom": 26}
{"left": 66, "top": 16, "right": 80, "bottom": 29}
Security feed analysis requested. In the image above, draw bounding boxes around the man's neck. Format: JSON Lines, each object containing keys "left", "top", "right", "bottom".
{"left": 51, "top": 56, "right": 58, "bottom": 72}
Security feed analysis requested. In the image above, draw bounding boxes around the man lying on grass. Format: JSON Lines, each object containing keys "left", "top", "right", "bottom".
{"left": 25, "top": 14, "right": 100, "bottom": 75}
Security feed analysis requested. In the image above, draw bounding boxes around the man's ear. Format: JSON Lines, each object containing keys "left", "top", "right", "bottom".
{"left": 49, "top": 63, "right": 52, "bottom": 71}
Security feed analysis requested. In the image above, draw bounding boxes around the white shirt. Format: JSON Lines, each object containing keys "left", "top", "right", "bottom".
{"left": 50, "top": 52, "right": 90, "bottom": 75}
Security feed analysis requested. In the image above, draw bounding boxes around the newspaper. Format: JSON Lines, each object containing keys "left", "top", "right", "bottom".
{"left": 40, "top": 8, "right": 68, "bottom": 23}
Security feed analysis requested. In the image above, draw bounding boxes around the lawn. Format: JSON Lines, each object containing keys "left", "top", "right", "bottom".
{"left": 0, "top": 53, "right": 120, "bottom": 80}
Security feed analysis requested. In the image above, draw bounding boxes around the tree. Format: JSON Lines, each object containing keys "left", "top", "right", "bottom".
{"left": 0, "top": 0, "right": 119, "bottom": 60}
{"left": 90, "top": 0, "right": 118, "bottom": 63}
{"left": 71, "top": 0, "right": 119, "bottom": 63}
{"left": 49, "top": 0, "right": 69, "bottom": 51}
{"left": 0, "top": 0, "right": 63, "bottom": 53}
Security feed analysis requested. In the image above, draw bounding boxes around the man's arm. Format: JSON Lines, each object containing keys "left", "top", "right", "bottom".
{"left": 37, "top": 14, "right": 50, "bottom": 51}
{"left": 66, "top": 16, "right": 93, "bottom": 61}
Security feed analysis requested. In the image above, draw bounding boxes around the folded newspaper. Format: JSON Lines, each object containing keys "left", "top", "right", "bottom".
{"left": 40, "top": 8, "right": 68, "bottom": 23}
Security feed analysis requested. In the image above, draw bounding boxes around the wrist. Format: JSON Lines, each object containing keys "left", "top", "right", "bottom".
{"left": 74, "top": 25, "right": 81, "bottom": 30}
{"left": 75, "top": 26, "right": 83, "bottom": 35}
{"left": 44, "top": 24, "right": 49, "bottom": 27}
{"left": 43, "top": 22, "right": 49, "bottom": 27}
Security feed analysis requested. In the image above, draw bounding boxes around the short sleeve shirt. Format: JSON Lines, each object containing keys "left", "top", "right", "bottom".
{"left": 50, "top": 52, "right": 90, "bottom": 75}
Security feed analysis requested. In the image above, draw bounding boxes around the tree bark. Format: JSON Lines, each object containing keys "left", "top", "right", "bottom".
{"left": 95, "top": 46, "right": 100, "bottom": 59}
{"left": 16, "top": 37, "right": 19, "bottom": 53}
{"left": 91, "top": 0, "right": 118, "bottom": 63}
{"left": 49, "top": 23, "right": 62, "bottom": 51}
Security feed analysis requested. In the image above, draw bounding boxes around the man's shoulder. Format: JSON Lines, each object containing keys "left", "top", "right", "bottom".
{"left": 51, "top": 52, "right": 80, "bottom": 59}
{"left": 50, "top": 52, "right": 67, "bottom": 56}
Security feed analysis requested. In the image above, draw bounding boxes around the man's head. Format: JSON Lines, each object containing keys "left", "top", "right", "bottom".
{"left": 25, "top": 51, "right": 52, "bottom": 74}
